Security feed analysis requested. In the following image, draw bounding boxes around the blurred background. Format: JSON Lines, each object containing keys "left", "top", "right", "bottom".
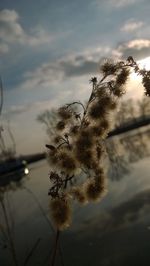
{"left": 0, "top": 0, "right": 150, "bottom": 265}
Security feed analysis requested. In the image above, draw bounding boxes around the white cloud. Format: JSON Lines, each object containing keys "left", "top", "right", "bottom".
{"left": 0, "top": 9, "right": 53, "bottom": 52}
{"left": 110, "top": 0, "right": 137, "bottom": 8}
{"left": 121, "top": 19, "right": 144, "bottom": 32}
{"left": 0, "top": 9, "right": 19, "bottom": 22}
{"left": 0, "top": 42, "right": 9, "bottom": 54}
{"left": 126, "top": 39, "right": 150, "bottom": 49}
{"left": 3, "top": 104, "right": 32, "bottom": 117}
{"left": 16, "top": 46, "right": 109, "bottom": 91}
{"left": 113, "top": 39, "right": 150, "bottom": 60}
{"left": 3, "top": 95, "right": 75, "bottom": 120}
{"left": 95, "top": 0, "right": 140, "bottom": 9}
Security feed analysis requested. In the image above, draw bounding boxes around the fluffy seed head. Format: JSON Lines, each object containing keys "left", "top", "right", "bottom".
{"left": 53, "top": 135, "right": 62, "bottom": 144}
{"left": 96, "top": 88, "right": 108, "bottom": 99}
{"left": 100, "top": 95, "right": 113, "bottom": 107}
{"left": 94, "top": 166, "right": 104, "bottom": 177}
{"left": 56, "top": 121, "right": 66, "bottom": 131}
{"left": 85, "top": 176, "right": 106, "bottom": 202}
{"left": 70, "top": 125, "right": 79, "bottom": 135}
{"left": 109, "top": 100, "right": 117, "bottom": 110}
{"left": 100, "top": 118, "right": 110, "bottom": 130}
{"left": 142, "top": 76, "right": 150, "bottom": 96}
{"left": 89, "top": 101, "right": 108, "bottom": 119}
{"left": 75, "top": 130, "right": 93, "bottom": 150}
{"left": 96, "top": 145, "right": 103, "bottom": 160}
{"left": 58, "top": 107, "right": 72, "bottom": 120}
{"left": 71, "top": 187, "right": 87, "bottom": 204}
{"left": 47, "top": 149, "right": 59, "bottom": 166}
{"left": 75, "top": 147, "right": 95, "bottom": 168}
{"left": 113, "top": 86, "right": 125, "bottom": 97}
{"left": 90, "top": 125, "right": 106, "bottom": 137}
{"left": 100, "top": 60, "right": 118, "bottom": 76}
{"left": 50, "top": 198, "right": 72, "bottom": 230}
{"left": 116, "top": 68, "right": 130, "bottom": 86}
{"left": 58, "top": 151, "right": 77, "bottom": 172}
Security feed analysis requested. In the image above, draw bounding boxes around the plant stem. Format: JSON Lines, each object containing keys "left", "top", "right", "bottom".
{"left": 23, "top": 186, "right": 54, "bottom": 232}
{"left": 0, "top": 199, "right": 18, "bottom": 266}
{"left": 50, "top": 229, "right": 60, "bottom": 266}
{"left": 0, "top": 76, "right": 3, "bottom": 116}
{"left": 24, "top": 238, "right": 41, "bottom": 266}
{"left": 81, "top": 74, "right": 107, "bottom": 127}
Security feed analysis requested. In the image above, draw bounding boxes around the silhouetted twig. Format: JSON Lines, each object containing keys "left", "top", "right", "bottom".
{"left": 50, "top": 229, "right": 60, "bottom": 266}
{"left": 0, "top": 76, "right": 3, "bottom": 116}
{"left": 23, "top": 186, "right": 54, "bottom": 232}
{"left": 23, "top": 238, "right": 41, "bottom": 266}
{"left": 0, "top": 199, "right": 18, "bottom": 266}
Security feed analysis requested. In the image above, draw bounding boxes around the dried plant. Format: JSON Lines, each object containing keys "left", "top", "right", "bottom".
{"left": 46, "top": 57, "right": 150, "bottom": 232}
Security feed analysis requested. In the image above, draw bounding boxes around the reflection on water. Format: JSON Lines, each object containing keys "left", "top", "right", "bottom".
{"left": 0, "top": 128, "right": 150, "bottom": 266}
{"left": 0, "top": 165, "right": 30, "bottom": 266}
{"left": 106, "top": 127, "right": 150, "bottom": 181}
{"left": 0, "top": 164, "right": 29, "bottom": 188}
{"left": 24, "top": 167, "right": 29, "bottom": 175}
{"left": 106, "top": 138, "right": 130, "bottom": 181}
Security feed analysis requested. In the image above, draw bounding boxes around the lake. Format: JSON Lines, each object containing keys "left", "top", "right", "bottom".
{"left": 0, "top": 127, "right": 150, "bottom": 266}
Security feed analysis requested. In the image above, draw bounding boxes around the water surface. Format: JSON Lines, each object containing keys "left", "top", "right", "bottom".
{"left": 0, "top": 128, "right": 150, "bottom": 266}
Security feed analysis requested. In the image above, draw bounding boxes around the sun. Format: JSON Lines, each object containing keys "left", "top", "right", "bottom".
{"left": 126, "top": 56, "right": 150, "bottom": 99}
{"left": 139, "top": 56, "right": 150, "bottom": 70}
{"left": 130, "top": 56, "right": 150, "bottom": 81}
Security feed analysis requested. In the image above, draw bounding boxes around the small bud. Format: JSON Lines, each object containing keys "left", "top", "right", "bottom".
{"left": 45, "top": 144, "right": 56, "bottom": 150}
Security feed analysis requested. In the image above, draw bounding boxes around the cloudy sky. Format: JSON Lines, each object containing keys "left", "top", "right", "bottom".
{"left": 0, "top": 0, "right": 150, "bottom": 154}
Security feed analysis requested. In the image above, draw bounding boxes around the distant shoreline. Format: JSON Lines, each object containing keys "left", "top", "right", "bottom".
{"left": 1, "top": 116, "right": 149, "bottom": 167}
{"left": 19, "top": 152, "right": 46, "bottom": 164}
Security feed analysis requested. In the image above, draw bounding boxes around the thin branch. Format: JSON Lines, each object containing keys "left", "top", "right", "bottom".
{"left": 7, "top": 120, "right": 16, "bottom": 154}
{"left": 57, "top": 141, "right": 68, "bottom": 149}
{"left": 66, "top": 101, "right": 86, "bottom": 113}
{"left": 50, "top": 229, "right": 60, "bottom": 266}
{"left": 0, "top": 199, "right": 18, "bottom": 266}
{"left": 48, "top": 174, "right": 74, "bottom": 196}
{"left": 23, "top": 186, "right": 54, "bottom": 232}
{"left": 23, "top": 238, "right": 41, "bottom": 266}
{"left": 0, "top": 76, "right": 3, "bottom": 116}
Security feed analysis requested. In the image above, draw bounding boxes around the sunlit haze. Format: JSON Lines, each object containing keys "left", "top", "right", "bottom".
{"left": 131, "top": 56, "right": 150, "bottom": 81}
{"left": 0, "top": 0, "right": 150, "bottom": 155}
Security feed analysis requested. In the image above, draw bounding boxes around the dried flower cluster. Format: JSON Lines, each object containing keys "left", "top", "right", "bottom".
{"left": 46, "top": 57, "right": 150, "bottom": 230}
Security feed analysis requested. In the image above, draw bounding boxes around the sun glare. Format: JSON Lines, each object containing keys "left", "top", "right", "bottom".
{"left": 130, "top": 56, "right": 150, "bottom": 81}
{"left": 126, "top": 56, "right": 150, "bottom": 99}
